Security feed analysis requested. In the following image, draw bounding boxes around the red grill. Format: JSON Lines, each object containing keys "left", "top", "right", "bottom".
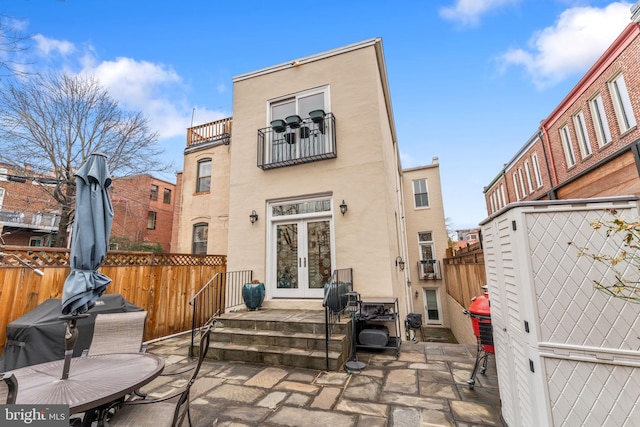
{"left": 464, "top": 289, "right": 494, "bottom": 389}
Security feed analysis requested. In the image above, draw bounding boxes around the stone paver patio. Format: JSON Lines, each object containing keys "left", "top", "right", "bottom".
{"left": 136, "top": 335, "right": 503, "bottom": 426}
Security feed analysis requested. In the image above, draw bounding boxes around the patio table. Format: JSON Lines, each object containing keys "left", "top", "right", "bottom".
{"left": 8, "top": 352, "right": 164, "bottom": 425}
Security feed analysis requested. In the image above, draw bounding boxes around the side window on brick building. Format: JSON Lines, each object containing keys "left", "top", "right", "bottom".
{"left": 609, "top": 73, "right": 636, "bottom": 133}
{"left": 150, "top": 184, "right": 158, "bottom": 200}
{"left": 163, "top": 188, "right": 171, "bottom": 204}
{"left": 147, "top": 211, "right": 157, "bottom": 230}
{"left": 573, "top": 111, "right": 592, "bottom": 158}
{"left": 589, "top": 94, "right": 612, "bottom": 147}
{"left": 560, "top": 124, "right": 576, "bottom": 167}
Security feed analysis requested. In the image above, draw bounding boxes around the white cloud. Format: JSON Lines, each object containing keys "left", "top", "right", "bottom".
{"left": 32, "top": 34, "right": 75, "bottom": 56}
{"left": 82, "top": 57, "right": 193, "bottom": 139}
{"left": 499, "top": 2, "right": 632, "bottom": 88}
{"left": 440, "top": 0, "right": 520, "bottom": 26}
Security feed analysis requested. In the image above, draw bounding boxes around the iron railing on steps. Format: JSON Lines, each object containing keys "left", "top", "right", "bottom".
{"left": 322, "top": 268, "right": 353, "bottom": 371}
{"left": 188, "top": 270, "right": 252, "bottom": 356}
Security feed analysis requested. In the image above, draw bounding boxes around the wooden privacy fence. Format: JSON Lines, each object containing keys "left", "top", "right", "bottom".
{"left": 0, "top": 246, "right": 226, "bottom": 347}
{"left": 443, "top": 243, "right": 486, "bottom": 310}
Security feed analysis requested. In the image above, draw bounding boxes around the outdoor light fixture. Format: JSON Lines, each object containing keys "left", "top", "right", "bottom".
{"left": 0, "top": 252, "right": 44, "bottom": 276}
{"left": 395, "top": 256, "right": 405, "bottom": 271}
{"left": 415, "top": 290, "right": 419, "bottom": 298}
{"left": 249, "top": 210, "right": 259, "bottom": 224}
{"left": 339, "top": 200, "right": 348, "bottom": 216}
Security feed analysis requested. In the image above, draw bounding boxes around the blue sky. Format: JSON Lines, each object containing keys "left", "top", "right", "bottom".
{"left": 1, "top": 0, "right": 636, "bottom": 232}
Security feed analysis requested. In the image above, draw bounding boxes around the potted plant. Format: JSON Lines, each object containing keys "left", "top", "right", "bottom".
{"left": 242, "top": 279, "right": 265, "bottom": 311}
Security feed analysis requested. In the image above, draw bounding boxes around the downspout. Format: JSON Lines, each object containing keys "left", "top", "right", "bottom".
{"left": 540, "top": 122, "right": 558, "bottom": 188}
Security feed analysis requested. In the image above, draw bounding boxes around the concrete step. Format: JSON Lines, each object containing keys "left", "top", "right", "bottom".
{"left": 207, "top": 341, "right": 346, "bottom": 371}
{"left": 212, "top": 327, "right": 348, "bottom": 353}
{"left": 199, "top": 309, "right": 352, "bottom": 371}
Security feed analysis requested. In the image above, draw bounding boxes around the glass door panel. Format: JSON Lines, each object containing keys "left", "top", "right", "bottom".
{"left": 424, "top": 289, "right": 441, "bottom": 324}
{"left": 306, "top": 220, "right": 331, "bottom": 290}
{"left": 276, "top": 223, "right": 298, "bottom": 289}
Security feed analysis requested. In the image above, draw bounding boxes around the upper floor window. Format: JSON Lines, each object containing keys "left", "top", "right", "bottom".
{"left": 0, "top": 187, "right": 4, "bottom": 209}
{"left": 609, "top": 73, "right": 636, "bottom": 133}
{"left": 499, "top": 184, "right": 506, "bottom": 208}
{"left": 163, "top": 188, "right": 171, "bottom": 204}
{"left": 196, "top": 159, "right": 211, "bottom": 193}
{"left": 260, "top": 87, "right": 335, "bottom": 169}
{"left": 517, "top": 167, "right": 526, "bottom": 198}
{"left": 192, "top": 223, "right": 208, "bottom": 254}
{"left": 524, "top": 161, "right": 533, "bottom": 194}
{"left": 512, "top": 173, "right": 520, "bottom": 201}
{"left": 150, "top": 184, "right": 158, "bottom": 200}
{"left": 531, "top": 153, "right": 543, "bottom": 188}
{"left": 560, "top": 124, "right": 576, "bottom": 167}
{"left": 413, "top": 179, "right": 429, "bottom": 208}
{"left": 590, "top": 94, "right": 612, "bottom": 147}
{"left": 147, "top": 211, "right": 157, "bottom": 230}
{"left": 573, "top": 111, "right": 592, "bottom": 158}
{"left": 0, "top": 168, "right": 7, "bottom": 182}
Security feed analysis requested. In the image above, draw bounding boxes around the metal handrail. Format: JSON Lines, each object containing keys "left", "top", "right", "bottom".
{"left": 322, "top": 268, "right": 352, "bottom": 371}
{"left": 188, "top": 269, "right": 252, "bottom": 356}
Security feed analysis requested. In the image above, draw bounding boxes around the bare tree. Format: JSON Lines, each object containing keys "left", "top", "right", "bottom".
{"left": 0, "top": 72, "right": 168, "bottom": 247}
{"left": 0, "top": 14, "right": 31, "bottom": 77}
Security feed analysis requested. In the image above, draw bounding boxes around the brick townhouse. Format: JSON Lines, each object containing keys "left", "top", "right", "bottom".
{"left": 110, "top": 174, "right": 176, "bottom": 252}
{"left": 484, "top": 12, "right": 640, "bottom": 213}
{"left": 0, "top": 164, "right": 175, "bottom": 251}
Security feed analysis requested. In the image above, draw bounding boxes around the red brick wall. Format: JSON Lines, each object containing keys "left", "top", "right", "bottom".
{"left": 110, "top": 175, "right": 176, "bottom": 251}
{"left": 545, "top": 29, "right": 640, "bottom": 188}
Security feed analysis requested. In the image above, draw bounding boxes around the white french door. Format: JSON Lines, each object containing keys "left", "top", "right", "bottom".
{"left": 269, "top": 198, "right": 334, "bottom": 298}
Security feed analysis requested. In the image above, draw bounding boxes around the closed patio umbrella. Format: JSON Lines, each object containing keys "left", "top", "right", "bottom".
{"left": 59, "top": 152, "right": 113, "bottom": 379}
{"left": 61, "top": 152, "right": 114, "bottom": 316}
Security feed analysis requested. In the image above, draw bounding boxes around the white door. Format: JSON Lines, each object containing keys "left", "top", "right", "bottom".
{"left": 269, "top": 198, "right": 334, "bottom": 298}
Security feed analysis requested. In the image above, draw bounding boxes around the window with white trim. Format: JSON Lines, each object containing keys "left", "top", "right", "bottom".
{"left": 609, "top": 73, "right": 637, "bottom": 133}
{"left": 590, "top": 94, "right": 612, "bottom": 147}
{"left": 192, "top": 223, "right": 208, "bottom": 254}
{"left": 29, "top": 237, "right": 44, "bottom": 247}
{"left": 489, "top": 192, "right": 496, "bottom": 213}
{"left": 518, "top": 168, "right": 526, "bottom": 198}
{"left": 560, "top": 124, "right": 576, "bottom": 167}
{"left": 413, "top": 179, "right": 429, "bottom": 208}
{"left": 512, "top": 173, "right": 520, "bottom": 201}
{"left": 0, "top": 187, "right": 4, "bottom": 209}
{"left": 573, "top": 111, "right": 592, "bottom": 158}
{"left": 532, "top": 153, "right": 543, "bottom": 188}
{"left": 499, "top": 184, "right": 506, "bottom": 208}
{"left": 524, "top": 161, "right": 533, "bottom": 194}
{"left": 196, "top": 159, "right": 211, "bottom": 193}
{"left": 0, "top": 168, "right": 7, "bottom": 182}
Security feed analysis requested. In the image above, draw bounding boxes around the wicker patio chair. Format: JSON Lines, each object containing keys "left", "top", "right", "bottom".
{"left": 102, "top": 320, "right": 214, "bottom": 427}
{"left": 1, "top": 372, "right": 18, "bottom": 404}
{"left": 84, "top": 311, "right": 148, "bottom": 356}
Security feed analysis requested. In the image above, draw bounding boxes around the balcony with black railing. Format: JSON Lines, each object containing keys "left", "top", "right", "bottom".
{"left": 257, "top": 111, "right": 336, "bottom": 170}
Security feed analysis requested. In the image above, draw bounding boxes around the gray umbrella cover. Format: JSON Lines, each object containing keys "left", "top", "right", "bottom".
{"left": 61, "top": 153, "right": 114, "bottom": 315}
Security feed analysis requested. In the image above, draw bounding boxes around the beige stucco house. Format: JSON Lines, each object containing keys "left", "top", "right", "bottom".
{"left": 175, "top": 39, "right": 449, "bottom": 327}
{"left": 401, "top": 160, "right": 450, "bottom": 329}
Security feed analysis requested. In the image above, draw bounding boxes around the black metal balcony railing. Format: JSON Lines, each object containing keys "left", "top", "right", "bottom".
{"left": 418, "top": 259, "right": 442, "bottom": 280}
{"left": 257, "top": 113, "right": 336, "bottom": 170}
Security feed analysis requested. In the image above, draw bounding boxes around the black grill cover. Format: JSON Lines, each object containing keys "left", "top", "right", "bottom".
{"left": 0, "top": 294, "right": 143, "bottom": 371}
